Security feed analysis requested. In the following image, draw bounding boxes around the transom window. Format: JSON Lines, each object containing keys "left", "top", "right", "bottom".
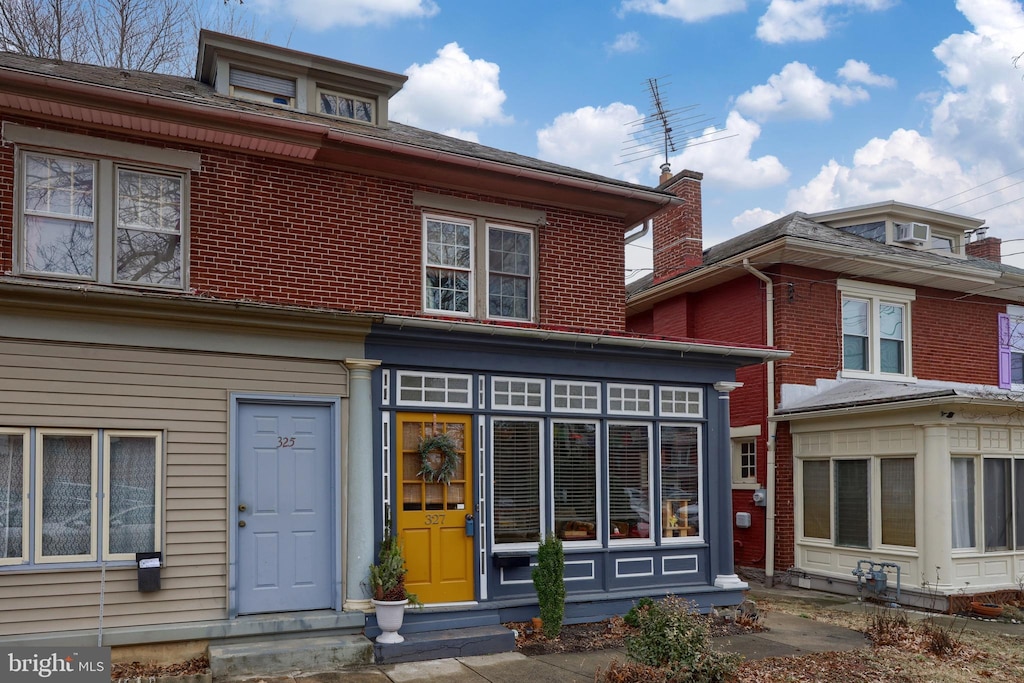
{"left": 552, "top": 381, "right": 601, "bottom": 413}
{"left": 608, "top": 384, "right": 654, "bottom": 415}
{"left": 422, "top": 214, "right": 535, "bottom": 321}
{"left": 838, "top": 280, "right": 914, "bottom": 379}
{"left": 659, "top": 387, "right": 702, "bottom": 416}
{"left": 0, "top": 429, "right": 162, "bottom": 567}
{"left": 492, "top": 377, "right": 544, "bottom": 411}
{"left": 317, "top": 88, "right": 374, "bottom": 123}
{"left": 396, "top": 371, "right": 472, "bottom": 407}
{"left": 20, "top": 151, "right": 185, "bottom": 288}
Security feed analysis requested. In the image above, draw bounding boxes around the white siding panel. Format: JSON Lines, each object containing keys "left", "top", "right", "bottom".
{"left": 0, "top": 338, "right": 349, "bottom": 638}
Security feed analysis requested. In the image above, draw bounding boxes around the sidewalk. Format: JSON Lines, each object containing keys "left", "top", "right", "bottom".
{"left": 244, "top": 610, "right": 869, "bottom": 683}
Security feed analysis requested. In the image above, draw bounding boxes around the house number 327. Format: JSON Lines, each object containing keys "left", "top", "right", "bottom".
{"left": 277, "top": 436, "right": 296, "bottom": 448}
{"left": 425, "top": 514, "right": 445, "bottom": 525}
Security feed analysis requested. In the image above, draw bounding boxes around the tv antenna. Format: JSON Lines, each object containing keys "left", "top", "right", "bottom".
{"left": 619, "top": 76, "right": 734, "bottom": 172}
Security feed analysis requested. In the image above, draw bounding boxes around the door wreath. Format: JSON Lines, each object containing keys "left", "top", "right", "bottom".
{"left": 417, "top": 432, "right": 461, "bottom": 485}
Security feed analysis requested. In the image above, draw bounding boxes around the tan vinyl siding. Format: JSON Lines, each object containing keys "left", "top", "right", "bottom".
{"left": 0, "top": 337, "right": 350, "bottom": 637}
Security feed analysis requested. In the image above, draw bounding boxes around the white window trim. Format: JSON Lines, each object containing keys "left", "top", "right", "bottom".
{"left": 607, "top": 383, "right": 655, "bottom": 416}
{"left": 551, "top": 380, "right": 602, "bottom": 414}
{"left": 608, "top": 421, "right": 655, "bottom": 547}
{"left": 0, "top": 429, "right": 29, "bottom": 567}
{"left": 421, "top": 212, "right": 538, "bottom": 322}
{"left": 660, "top": 422, "right": 704, "bottom": 545}
{"left": 491, "top": 376, "right": 545, "bottom": 412}
{"left": 395, "top": 370, "right": 474, "bottom": 408}
{"left": 490, "top": 417, "right": 545, "bottom": 552}
{"left": 658, "top": 385, "right": 704, "bottom": 418}
{"left": 34, "top": 429, "right": 98, "bottom": 564}
{"left": 731, "top": 437, "right": 759, "bottom": 489}
{"left": 551, "top": 420, "right": 602, "bottom": 548}
{"left": 102, "top": 431, "right": 163, "bottom": 561}
{"left": 838, "top": 279, "right": 916, "bottom": 381}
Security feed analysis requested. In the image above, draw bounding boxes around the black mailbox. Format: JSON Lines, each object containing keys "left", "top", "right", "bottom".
{"left": 492, "top": 554, "right": 530, "bottom": 569}
{"left": 136, "top": 551, "right": 162, "bottom": 592}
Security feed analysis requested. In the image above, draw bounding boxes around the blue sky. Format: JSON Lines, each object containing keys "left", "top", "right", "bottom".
{"left": 228, "top": 1, "right": 1024, "bottom": 277}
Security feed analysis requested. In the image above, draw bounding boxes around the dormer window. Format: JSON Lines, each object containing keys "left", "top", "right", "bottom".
{"left": 228, "top": 68, "right": 296, "bottom": 108}
{"left": 317, "top": 88, "right": 374, "bottom": 124}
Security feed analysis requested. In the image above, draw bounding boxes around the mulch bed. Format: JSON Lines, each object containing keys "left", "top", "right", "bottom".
{"left": 507, "top": 613, "right": 762, "bottom": 657}
{"left": 110, "top": 656, "right": 209, "bottom": 681}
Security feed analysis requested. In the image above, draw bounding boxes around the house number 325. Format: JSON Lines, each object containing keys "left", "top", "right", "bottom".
{"left": 277, "top": 436, "right": 296, "bottom": 448}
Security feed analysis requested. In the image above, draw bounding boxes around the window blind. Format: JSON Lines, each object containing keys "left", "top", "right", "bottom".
{"left": 492, "top": 420, "right": 540, "bottom": 544}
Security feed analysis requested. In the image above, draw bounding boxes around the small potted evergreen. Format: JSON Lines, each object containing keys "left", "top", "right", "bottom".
{"left": 368, "top": 513, "right": 420, "bottom": 643}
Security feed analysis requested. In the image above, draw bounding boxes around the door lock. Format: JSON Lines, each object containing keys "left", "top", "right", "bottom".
{"left": 464, "top": 514, "right": 475, "bottom": 537}
{"left": 238, "top": 520, "right": 246, "bottom": 527}
{"left": 238, "top": 504, "right": 247, "bottom": 512}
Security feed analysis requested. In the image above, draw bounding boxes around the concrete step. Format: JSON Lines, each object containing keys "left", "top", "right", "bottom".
{"left": 208, "top": 633, "right": 374, "bottom": 680}
{"left": 373, "top": 624, "right": 516, "bottom": 664}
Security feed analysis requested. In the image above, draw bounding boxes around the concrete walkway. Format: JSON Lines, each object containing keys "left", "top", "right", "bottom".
{"left": 224, "top": 610, "right": 870, "bottom": 682}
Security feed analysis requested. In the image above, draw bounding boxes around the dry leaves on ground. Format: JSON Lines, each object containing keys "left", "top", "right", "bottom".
{"left": 110, "top": 655, "right": 209, "bottom": 681}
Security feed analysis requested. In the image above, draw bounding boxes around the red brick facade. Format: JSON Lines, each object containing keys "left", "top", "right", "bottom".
{"left": 0, "top": 116, "right": 628, "bottom": 331}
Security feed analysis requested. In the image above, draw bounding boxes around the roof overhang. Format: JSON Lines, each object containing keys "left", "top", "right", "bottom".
{"left": 773, "top": 391, "right": 1021, "bottom": 422}
{"left": 627, "top": 234, "right": 1024, "bottom": 315}
{"left": 0, "top": 64, "right": 677, "bottom": 227}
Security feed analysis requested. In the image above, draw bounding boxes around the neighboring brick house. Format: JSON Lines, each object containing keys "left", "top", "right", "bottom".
{"left": 628, "top": 172, "right": 1024, "bottom": 609}
{"left": 0, "top": 33, "right": 785, "bottom": 652}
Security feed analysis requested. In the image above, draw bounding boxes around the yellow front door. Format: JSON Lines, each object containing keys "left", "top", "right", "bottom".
{"left": 395, "top": 413, "right": 475, "bottom": 603}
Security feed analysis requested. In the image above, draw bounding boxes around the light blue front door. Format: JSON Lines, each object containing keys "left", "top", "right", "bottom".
{"left": 237, "top": 402, "right": 334, "bottom": 614}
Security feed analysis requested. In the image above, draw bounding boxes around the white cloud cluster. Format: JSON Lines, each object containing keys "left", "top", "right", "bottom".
{"left": 389, "top": 43, "right": 512, "bottom": 135}
{"left": 735, "top": 62, "right": 869, "bottom": 121}
{"left": 837, "top": 59, "right": 896, "bottom": 87}
{"left": 671, "top": 112, "right": 790, "bottom": 189}
{"left": 246, "top": 0, "right": 438, "bottom": 29}
{"left": 619, "top": 0, "right": 747, "bottom": 22}
{"left": 757, "top": 0, "right": 895, "bottom": 44}
{"left": 536, "top": 103, "right": 647, "bottom": 184}
{"left": 762, "top": 0, "right": 1024, "bottom": 262}
{"left": 607, "top": 32, "right": 643, "bottom": 54}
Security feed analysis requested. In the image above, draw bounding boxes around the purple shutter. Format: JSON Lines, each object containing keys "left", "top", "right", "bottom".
{"left": 998, "top": 313, "right": 1012, "bottom": 389}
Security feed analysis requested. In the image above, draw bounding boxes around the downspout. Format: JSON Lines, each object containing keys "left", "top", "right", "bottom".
{"left": 742, "top": 258, "right": 777, "bottom": 586}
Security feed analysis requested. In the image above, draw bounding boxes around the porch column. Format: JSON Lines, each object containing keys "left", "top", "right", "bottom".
{"left": 344, "top": 358, "right": 381, "bottom": 611}
{"left": 712, "top": 381, "right": 747, "bottom": 590}
{"left": 921, "top": 424, "right": 954, "bottom": 590}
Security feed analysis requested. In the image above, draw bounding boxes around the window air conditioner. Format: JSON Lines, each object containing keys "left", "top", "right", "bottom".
{"left": 895, "top": 222, "right": 929, "bottom": 244}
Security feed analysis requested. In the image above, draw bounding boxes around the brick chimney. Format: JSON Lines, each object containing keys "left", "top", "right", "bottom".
{"left": 652, "top": 169, "right": 703, "bottom": 283}
{"left": 966, "top": 227, "right": 1001, "bottom": 263}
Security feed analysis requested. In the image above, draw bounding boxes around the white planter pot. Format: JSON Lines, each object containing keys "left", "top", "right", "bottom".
{"left": 372, "top": 598, "right": 409, "bottom": 644}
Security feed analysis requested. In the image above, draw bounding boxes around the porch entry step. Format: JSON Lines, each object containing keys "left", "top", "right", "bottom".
{"left": 373, "top": 624, "right": 516, "bottom": 664}
{"left": 208, "top": 633, "right": 374, "bottom": 680}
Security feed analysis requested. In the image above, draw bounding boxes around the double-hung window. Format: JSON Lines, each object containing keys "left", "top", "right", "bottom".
{"left": 9, "top": 125, "right": 196, "bottom": 290}
{"left": 423, "top": 213, "right": 536, "bottom": 321}
{"left": 0, "top": 428, "right": 162, "bottom": 568}
{"left": 838, "top": 280, "right": 914, "bottom": 379}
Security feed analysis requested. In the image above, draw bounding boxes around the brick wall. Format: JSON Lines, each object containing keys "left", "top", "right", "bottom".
{"left": 0, "top": 117, "right": 628, "bottom": 331}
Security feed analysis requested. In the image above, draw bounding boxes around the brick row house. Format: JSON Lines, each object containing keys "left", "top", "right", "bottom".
{"left": 0, "top": 33, "right": 784, "bottom": 651}
{"left": 629, "top": 174, "right": 1024, "bottom": 609}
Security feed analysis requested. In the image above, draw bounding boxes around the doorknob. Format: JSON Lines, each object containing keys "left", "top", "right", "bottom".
{"left": 238, "top": 520, "right": 246, "bottom": 527}
{"left": 238, "top": 504, "right": 247, "bottom": 512}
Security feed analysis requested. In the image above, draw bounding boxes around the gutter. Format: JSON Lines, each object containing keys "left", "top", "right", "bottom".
{"left": 381, "top": 315, "right": 791, "bottom": 360}
{"left": 742, "top": 259, "right": 778, "bottom": 585}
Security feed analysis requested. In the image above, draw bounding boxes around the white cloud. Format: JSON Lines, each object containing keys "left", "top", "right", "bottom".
{"left": 735, "top": 62, "right": 869, "bottom": 121}
{"left": 389, "top": 43, "right": 512, "bottom": 134}
{"left": 619, "top": 0, "right": 746, "bottom": 22}
{"left": 761, "top": 0, "right": 1024, "bottom": 268}
{"left": 732, "top": 207, "right": 787, "bottom": 232}
{"left": 607, "top": 32, "right": 642, "bottom": 54}
{"left": 837, "top": 59, "right": 896, "bottom": 87}
{"left": 671, "top": 111, "right": 790, "bottom": 189}
{"left": 756, "top": 0, "right": 895, "bottom": 44}
{"left": 246, "top": 0, "right": 438, "bottom": 29}
{"left": 536, "top": 103, "right": 646, "bottom": 184}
